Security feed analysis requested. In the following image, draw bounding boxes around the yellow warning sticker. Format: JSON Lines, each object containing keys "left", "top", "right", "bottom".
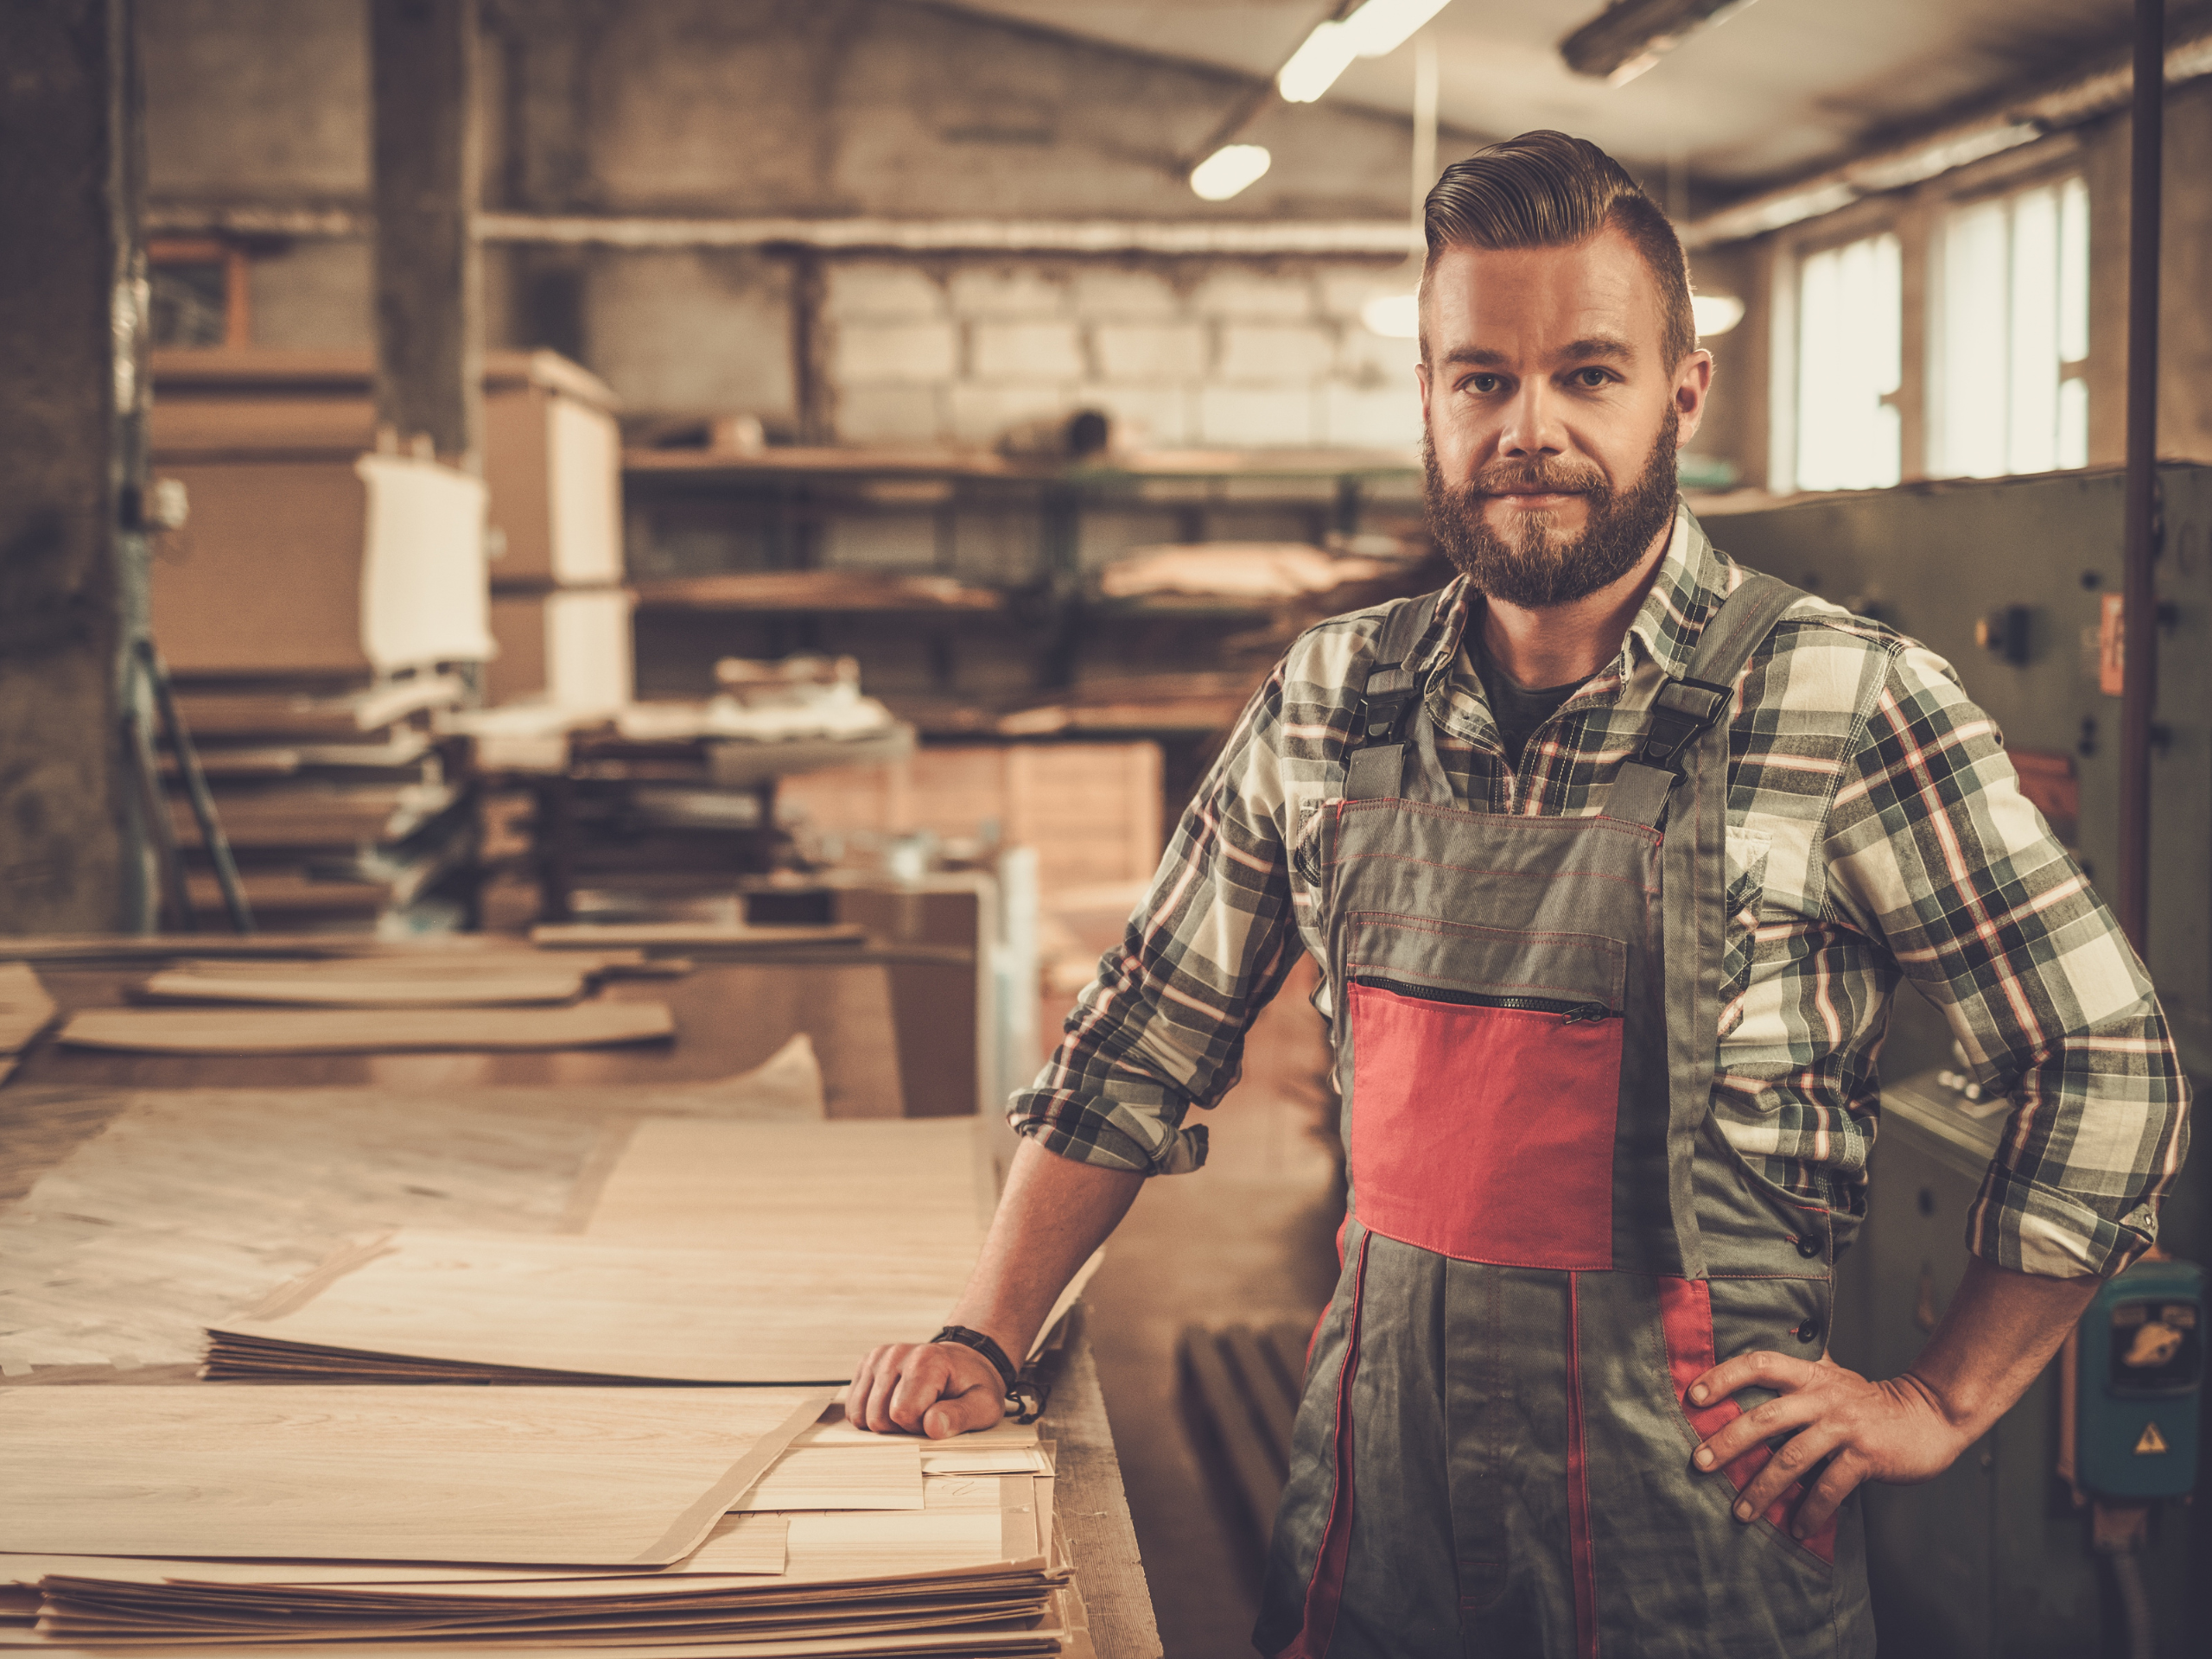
{"left": 2133, "top": 1421, "right": 2169, "bottom": 1456}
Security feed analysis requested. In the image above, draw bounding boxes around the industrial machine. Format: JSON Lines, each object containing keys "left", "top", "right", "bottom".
{"left": 1708, "top": 464, "right": 2209, "bottom": 1657}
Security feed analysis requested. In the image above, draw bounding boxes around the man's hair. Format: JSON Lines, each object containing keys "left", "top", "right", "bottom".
{"left": 1421, "top": 130, "right": 1696, "bottom": 368}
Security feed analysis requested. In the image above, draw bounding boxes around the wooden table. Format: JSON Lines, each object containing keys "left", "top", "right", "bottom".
{"left": 0, "top": 1065, "right": 1160, "bottom": 1657}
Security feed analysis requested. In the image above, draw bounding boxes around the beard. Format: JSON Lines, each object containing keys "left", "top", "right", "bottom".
{"left": 1423, "top": 415, "right": 1681, "bottom": 608}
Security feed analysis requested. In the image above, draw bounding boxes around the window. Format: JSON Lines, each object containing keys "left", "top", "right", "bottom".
{"left": 1930, "top": 176, "right": 2089, "bottom": 477}
{"left": 1792, "top": 232, "right": 1902, "bottom": 492}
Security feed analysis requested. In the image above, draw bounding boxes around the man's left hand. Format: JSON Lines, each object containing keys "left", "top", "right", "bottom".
{"left": 1685, "top": 1351, "right": 1973, "bottom": 1539}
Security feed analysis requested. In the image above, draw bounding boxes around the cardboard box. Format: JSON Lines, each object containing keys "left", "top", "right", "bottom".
{"left": 486, "top": 587, "right": 634, "bottom": 711}
{"left": 150, "top": 348, "right": 622, "bottom": 591}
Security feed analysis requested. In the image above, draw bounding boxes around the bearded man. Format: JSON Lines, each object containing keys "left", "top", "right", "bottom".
{"left": 848, "top": 131, "right": 2188, "bottom": 1656}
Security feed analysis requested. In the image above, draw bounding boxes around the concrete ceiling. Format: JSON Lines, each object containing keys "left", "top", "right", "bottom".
{"left": 928, "top": 0, "right": 2143, "bottom": 198}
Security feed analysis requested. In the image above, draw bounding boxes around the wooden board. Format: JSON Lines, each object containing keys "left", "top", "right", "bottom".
{"left": 56, "top": 1001, "right": 675, "bottom": 1054}
{"left": 136, "top": 969, "right": 591, "bottom": 1007}
{"left": 206, "top": 1230, "right": 964, "bottom": 1384}
{"left": 0, "top": 964, "right": 57, "bottom": 1084}
{"left": 532, "top": 923, "right": 867, "bottom": 950}
{"left": 0, "top": 1385, "right": 828, "bottom": 1567}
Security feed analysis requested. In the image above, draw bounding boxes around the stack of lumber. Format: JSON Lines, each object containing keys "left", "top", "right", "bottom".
{"left": 165, "top": 676, "right": 478, "bottom": 931}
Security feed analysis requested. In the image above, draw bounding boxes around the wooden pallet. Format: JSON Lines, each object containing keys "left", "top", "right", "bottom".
{"left": 1177, "top": 1319, "right": 1313, "bottom": 1542}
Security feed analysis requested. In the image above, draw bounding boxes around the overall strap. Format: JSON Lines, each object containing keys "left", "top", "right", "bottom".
{"left": 1606, "top": 571, "right": 1808, "bottom": 829}
{"left": 1344, "top": 589, "right": 1445, "bottom": 800}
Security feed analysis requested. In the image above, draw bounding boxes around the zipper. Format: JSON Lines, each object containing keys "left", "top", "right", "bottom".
{"left": 1351, "top": 975, "right": 1614, "bottom": 1023}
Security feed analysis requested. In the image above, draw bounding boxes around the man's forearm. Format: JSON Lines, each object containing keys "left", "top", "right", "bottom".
{"left": 1905, "top": 1255, "right": 2099, "bottom": 1439}
{"left": 950, "top": 1135, "right": 1145, "bottom": 1363}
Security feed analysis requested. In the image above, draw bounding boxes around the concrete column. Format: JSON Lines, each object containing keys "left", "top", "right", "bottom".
{"left": 370, "top": 0, "right": 484, "bottom": 467}
{"left": 0, "top": 0, "right": 150, "bottom": 935}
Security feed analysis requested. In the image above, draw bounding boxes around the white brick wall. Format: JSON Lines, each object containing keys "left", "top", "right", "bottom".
{"left": 823, "top": 257, "right": 1424, "bottom": 453}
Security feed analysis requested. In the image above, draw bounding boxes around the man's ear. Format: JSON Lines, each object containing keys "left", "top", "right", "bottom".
{"left": 1416, "top": 359, "right": 1433, "bottom": 425}
{"left": 1672, "top": 348, "right": 1714, "bottom": 446}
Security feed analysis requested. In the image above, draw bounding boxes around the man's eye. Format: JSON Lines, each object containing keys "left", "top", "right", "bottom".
{"left": 1573, "top": 367, "right": 1612, "bottom": 388}
{"left": 1467, "top": 374, "right": 1503, "bottom": 394}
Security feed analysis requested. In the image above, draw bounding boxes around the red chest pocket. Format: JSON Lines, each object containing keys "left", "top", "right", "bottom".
{"left": 1344, "top": 923, "right": 1625, "bottom": 1270}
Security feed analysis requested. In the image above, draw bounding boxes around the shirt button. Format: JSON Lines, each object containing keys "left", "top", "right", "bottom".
{"left": 1794, "top": 1233, "right": 1823, "bottom": 1258}
{"left": 1795, "top": 1319, "right": 1822, "bottom": 1344}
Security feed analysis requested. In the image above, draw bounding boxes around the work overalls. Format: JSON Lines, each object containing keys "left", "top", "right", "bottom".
{"left": 1256, "top": 570, "right": 1876, "bottom": 1658}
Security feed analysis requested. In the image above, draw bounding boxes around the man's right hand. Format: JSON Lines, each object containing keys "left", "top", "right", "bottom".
{"left": 845, "top": 1339, "right": 1008, "bottom": 1440}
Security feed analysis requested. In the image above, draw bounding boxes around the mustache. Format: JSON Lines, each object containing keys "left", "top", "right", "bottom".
{"left": 1458, "top": 458, "right": 1610, "bottom": 498}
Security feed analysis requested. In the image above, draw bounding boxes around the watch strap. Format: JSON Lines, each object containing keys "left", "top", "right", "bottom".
{"left": 931, "top": 1324, "right": 1019, "bottom": 1397}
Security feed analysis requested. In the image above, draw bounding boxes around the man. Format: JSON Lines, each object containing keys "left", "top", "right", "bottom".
{"left": 848, "top": 131, "right": 2189, "bottom": 1656}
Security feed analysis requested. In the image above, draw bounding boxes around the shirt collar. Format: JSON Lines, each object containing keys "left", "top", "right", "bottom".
{"left": 1414, "top": 499, "right": 1734, "bottom": 689}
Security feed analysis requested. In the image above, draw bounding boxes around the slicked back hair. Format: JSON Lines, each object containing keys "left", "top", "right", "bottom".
{"left": 1421, "top": 130, "right": 1697, "bottom": 369}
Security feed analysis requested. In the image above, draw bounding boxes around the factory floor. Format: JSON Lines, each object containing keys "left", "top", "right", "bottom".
{"left": 1038, "top": 910, "right": 1343, "bottom": 1659}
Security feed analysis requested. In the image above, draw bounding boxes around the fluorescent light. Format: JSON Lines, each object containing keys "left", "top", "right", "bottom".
{"left": 1691, "top": 293, "right": 1745, "bottom": 335}
{"left": 1281, "top": 2, "right": 1454, "bottom": 103}
{"left": 1347, "top": 0, "right": 1455, "bottom": 59}
{"left": 1362, "top": 293, "right": 1421, "bottom": 338}
{"left": 1278, "top": 20, "right": 1360, "bottom": 102}
{"left": 1189, "top": 143, "right": 1273, "bottom": 201}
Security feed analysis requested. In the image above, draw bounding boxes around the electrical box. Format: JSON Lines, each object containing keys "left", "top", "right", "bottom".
{"left": 2075, "top": 1260, "right": 2203, "bottom": 1502}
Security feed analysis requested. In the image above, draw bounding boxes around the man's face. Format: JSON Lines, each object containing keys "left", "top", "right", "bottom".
{"left": 1417, "top": 228, "right": 1712, "bottom": 608}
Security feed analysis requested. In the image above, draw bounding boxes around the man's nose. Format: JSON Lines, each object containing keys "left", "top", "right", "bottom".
{"left": 1498, "top": 380, "right": 1567, "bottom": 459}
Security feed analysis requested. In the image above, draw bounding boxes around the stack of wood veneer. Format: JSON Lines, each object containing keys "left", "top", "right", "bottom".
{"left": 164, "top": 677, "right": 480, "bottom": 931}
{"left": 0, "top": 1111, "right": 1096, "bottom": 1655}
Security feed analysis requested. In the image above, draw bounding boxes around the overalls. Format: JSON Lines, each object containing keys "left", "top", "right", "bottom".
{"left": 1255, "top": 572, "right": 1875, "bottom": 1658}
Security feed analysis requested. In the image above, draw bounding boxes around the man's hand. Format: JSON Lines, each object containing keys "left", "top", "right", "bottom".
{"left": 1687, "top": 1255, "right": 2100, "bottom": 1541}
{"left": 1685, "top": 1352, "right": 1970, "bottom": 1539}
{"left": 845, "top": 1339, "right": 1008, "bottom": 1440}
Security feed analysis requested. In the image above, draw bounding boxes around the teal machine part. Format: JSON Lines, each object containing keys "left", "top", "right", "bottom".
{"left": 2075, "top": 1259, "right": 2202, "bottom": 1502}
{"left": 1712, "top": 466, "right": 2210, "bottom": 1658}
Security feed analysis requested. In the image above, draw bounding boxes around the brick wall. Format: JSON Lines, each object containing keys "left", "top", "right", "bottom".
{"left": 828, "top": 259, "right": 1427, "bottom": 452}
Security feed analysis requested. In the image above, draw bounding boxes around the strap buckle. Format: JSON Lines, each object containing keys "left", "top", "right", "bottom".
{"left": 1639, "top": 676, "right": 1731, "bottom": 766}
{"left": 1354, "top": 666, "right": 1419, "bottom": 747}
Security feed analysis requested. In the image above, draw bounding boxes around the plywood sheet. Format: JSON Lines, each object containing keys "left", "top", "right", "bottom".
{"left": 56, "top": 1001, "right": 674, "bottom": 1054}
{"left": 587, "top": 1118, "right": 991, "bottom": 1244}
{"left": 0, "top": 1039, "right": 823, "bottom": 1376}
{"left": 136, "top": 969, "right": 590, "bottom": 1008}
{"left": 0, "top": 1385, "right": 827, "bottom": 1567}
{"left": 206, "top": 1231, "right": 963, "bottom": 1384}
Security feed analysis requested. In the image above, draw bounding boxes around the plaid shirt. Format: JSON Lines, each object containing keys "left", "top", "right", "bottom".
{"left": 1014, "top": 505, "right": 2189, "bottom": 1280}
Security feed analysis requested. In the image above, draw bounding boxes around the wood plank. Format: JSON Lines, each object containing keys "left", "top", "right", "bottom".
{"left": 135, "top": 968, "right": 590, "bottom": 1007}
{"left": 532, "top": 923, "right": 866, "bottom": 950}
{"left": 0, "top": 1385, "right": 827, "bottom": 1567}
{"left": 56, "top": 1001, "right": 675, "bottom": 1054}
{"left": 206, "top": 1230, "right": 967, "bottom": 1384}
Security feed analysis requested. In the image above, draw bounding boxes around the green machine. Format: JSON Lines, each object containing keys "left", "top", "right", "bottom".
{"left": 1707, "top": 464, "right": 2210, "bottom": 1658}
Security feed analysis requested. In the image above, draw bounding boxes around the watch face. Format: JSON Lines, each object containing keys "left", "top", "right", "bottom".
{"left": 2108, "top": 1300, "right": 2202, "bottom": 1395}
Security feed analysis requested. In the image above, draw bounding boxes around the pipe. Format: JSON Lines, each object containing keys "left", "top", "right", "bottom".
{"left": 2109, "top": 1550, "right": 2156, "bottom": 1659}
{"left": 2119, "top": 0, "right": 2163, "bottom": 955}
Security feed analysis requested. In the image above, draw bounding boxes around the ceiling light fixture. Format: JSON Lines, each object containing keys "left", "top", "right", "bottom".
{"left": 1691, "top": 293, "right": 1745, "bottom": 336}
{"left": 1560, "top": 0, "right": 1762, "bottom": 87}
{"left": 1280, "top": 0, "right": 1456, "bottom": 104}
{"left": 1188, "top": 143, "right": 1274, "bottom": 201}
{"left": 1361, "top": 31, "right": 1440, "bottom": 340}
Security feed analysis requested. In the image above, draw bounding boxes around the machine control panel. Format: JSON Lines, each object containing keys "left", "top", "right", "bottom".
{"left": 2075, "top": 1258, "right": 2203, "bottom": 1501}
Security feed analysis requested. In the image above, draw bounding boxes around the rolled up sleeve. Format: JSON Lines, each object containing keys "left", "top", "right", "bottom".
{"left": 1009, "top": 664, "right": 1305, "bottom": 1176}
{"left": 1822, "top": 642, "right": 2190, "bottom": 1278}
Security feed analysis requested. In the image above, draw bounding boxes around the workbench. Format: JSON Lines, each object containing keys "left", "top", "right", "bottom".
{"left": 0, "top": 963, "right": 1162, "bottom": 1659}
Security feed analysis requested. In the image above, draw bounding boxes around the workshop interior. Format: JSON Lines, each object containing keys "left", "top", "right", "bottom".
{"left": 0, "top": 2, "right": 2207, "bottom": 1656}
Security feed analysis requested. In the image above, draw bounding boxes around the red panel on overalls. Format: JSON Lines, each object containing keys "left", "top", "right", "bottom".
{"left": 1347, "top": 982, "right": 1621, "bottom": 1268}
